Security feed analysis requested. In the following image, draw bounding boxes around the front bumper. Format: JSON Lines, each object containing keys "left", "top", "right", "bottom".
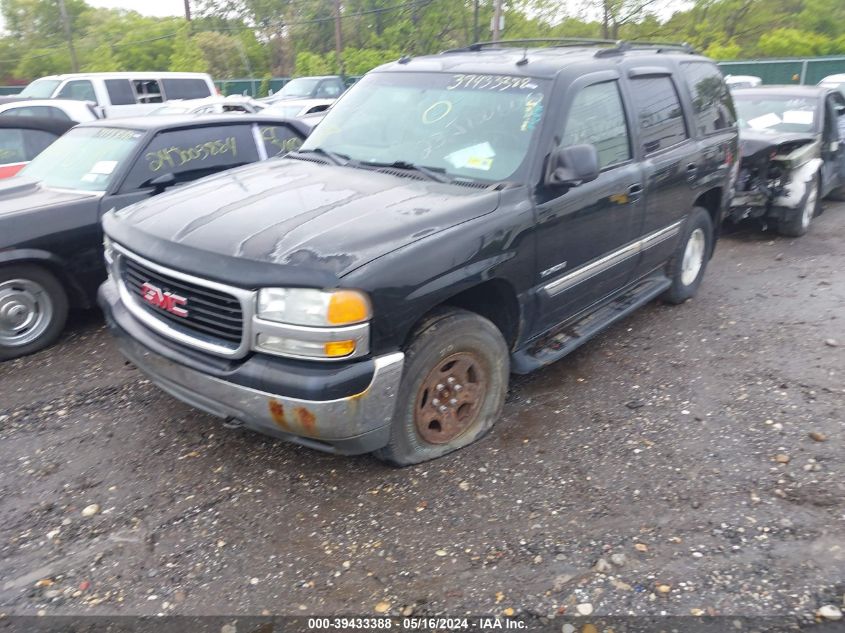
{"left": 99, "top": 279, "right": 404, "bottom": 455}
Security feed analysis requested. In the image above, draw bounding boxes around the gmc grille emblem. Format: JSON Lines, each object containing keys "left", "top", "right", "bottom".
{"left": 140, "top": 282, "right": 188, "bottom": 318}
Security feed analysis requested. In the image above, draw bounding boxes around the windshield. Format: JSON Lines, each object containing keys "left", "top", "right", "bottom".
{"left": 734, "top": 94, "right": 819, "bottom": 134}
{"left": 301, "top": 72, "right": 550, "bottom": 182}
{"left": 20, "top": 126, "right": 142, "bottom": 191}
{"left": 278, "top": 78, "right": 320, "bottom": 98}
{"left": 20, "top": 79, "right": 61, "bottom": 99}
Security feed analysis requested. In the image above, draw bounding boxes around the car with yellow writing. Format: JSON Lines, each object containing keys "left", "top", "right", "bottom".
{"left": 0, "top": 114, "right": 308, "bottom": 360}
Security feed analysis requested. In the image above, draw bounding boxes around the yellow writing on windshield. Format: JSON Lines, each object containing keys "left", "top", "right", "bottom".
{"left": 260, "top": 126, "right": 303, "bottom": 156}
{"left": 0, "top": 148, "right": 23, "bottom": 161}
{"left": 146, "top": 136, "right": 237, "bottom": 172}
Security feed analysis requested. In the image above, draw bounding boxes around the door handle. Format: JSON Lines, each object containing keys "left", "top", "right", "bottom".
{"left": 686, "top": 163, "right": 698, "bottom": 180}
{"left": 628, "top": 183, "right": 643, "bottom": 196}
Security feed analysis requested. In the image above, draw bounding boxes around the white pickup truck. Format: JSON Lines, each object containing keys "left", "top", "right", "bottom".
{"left": 11, "top": 72, "right": 217, "bottom": 118}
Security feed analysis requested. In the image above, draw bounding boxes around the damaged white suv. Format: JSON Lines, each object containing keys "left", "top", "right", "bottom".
{"left": 729, "top": 85, "right": 845, "bottom": 236}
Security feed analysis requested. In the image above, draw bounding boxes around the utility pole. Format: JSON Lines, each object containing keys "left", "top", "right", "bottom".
{"left": 333, "top": 0, "right": 345, "bottom": 76}
{"left": 183, "top": 0, "right": 192, "bottom": 22}
{"left": 472, "top": 0, "right": 479, "bottom": 42}
{"left": 491, "top": 0, "right": 503, "bottom": 42}
{"left": 57, "top": 0, "right": 79, "bottom": 73}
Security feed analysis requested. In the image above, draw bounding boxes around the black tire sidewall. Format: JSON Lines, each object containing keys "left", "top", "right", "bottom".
{"left": 377, "top": 309, "right": 509, "bottom": 466}
{"left": 0, "top": 264, "right": 69, "bottom": 361}
{"left": 663, "top": 207, "right": 713, "bottom": 304}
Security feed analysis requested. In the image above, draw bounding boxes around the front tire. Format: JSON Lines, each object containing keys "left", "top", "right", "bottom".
{"left": 0, "top": 264, "right": 68, "bottom": 361}
{"left": 375, "top": 308, "right": 509, "bottom": 466}
{"left": 778, "top": 173, "right": 819, "bottom": 237}
{"left": 662, "top": 207, "right": 713, "bottom": 305}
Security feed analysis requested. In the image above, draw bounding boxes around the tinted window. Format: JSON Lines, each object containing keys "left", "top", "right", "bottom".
{"left": 681, "top": 62, "right": 736, "bottom": 136}
{"left": 106, "top": 79, "right": 136, "bottom": 105}
{"left": 630, "top": 76, "right": 688, "bottom": 154}
{"left": 259, "top": 124, "right": 304, "bottom": 157}
{"left": 0, "top": 128, "right": 53, "bottom": 163}
{"left": 57, "top": 80, "right": 97, "bottom": 103}
{"left": 561, "top": 81, "right": 630, "bottom": 169}
{"left": 162, "top": 78, "right": 213, "bottom": 100}
{"left": 2, "top": 105, "right": 72, "bottom": 121}
{"left": 122, "top": 124, "right": 259, "bottom": 191}
{"left": 134, "top": 79, "right": 163, "bottom": 104}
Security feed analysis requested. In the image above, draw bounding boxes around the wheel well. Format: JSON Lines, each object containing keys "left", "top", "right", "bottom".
{"left": 694, "top": 187, "right": 722, "bottom": 229}
{"left": 411, "top": 279, "right": 521, "bottom": 350}
{"left": 0, "top": 258, "right": 88, "bottom": 309}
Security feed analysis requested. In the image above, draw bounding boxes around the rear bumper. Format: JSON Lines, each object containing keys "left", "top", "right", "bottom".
{"left": 99, "top": 279, "right": 404, "bottom": 455}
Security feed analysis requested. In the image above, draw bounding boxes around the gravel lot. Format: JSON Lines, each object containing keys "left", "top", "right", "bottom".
{"left": 1, "top": 205, "right": 843, "bottom": 623}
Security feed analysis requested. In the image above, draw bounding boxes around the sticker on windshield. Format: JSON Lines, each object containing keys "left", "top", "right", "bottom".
{"left": 446, "top": 142, "right": 496, "bottom": 170}
{"left": 446, "top": 74, "right": 538, "bottom": 91}
{"left": 748, "top": 113, "right": 781, "bottom": 129}
{"left": 90, "top": 160, "right": 118, "bottom": 175}
{"left": 783, "top": 110, "right": 814, "bottom": 125}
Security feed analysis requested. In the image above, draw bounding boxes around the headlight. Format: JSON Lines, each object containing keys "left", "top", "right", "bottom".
{"left": 256, "top": 288, "right": 370, "bottom": 326}
{"left": 253, "top": 288, "right": 371, "bottom": 360}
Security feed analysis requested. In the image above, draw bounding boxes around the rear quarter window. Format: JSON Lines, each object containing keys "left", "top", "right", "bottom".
{"left": 681, "top": 62, "right": 737, "bottom": 136}
{"left": 121, "top": 124, "right": 259, "bottom": 191}
{"left": 258, "top": 124, "right": 304, "bottom": 157}
{"left": 162, "top": 78, "right": 213, "bottom": 100}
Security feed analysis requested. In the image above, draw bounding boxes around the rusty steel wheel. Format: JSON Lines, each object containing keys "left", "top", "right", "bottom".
{"left": 414, "top": 352, "right": 488, "bottom": 444}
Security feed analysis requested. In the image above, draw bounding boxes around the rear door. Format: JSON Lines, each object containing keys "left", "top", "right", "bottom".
{"left": 534, "top": 74, "right": 645, "bottom": 332}
{"left": 624, "top": 70, "right": 700, "bottom": 276}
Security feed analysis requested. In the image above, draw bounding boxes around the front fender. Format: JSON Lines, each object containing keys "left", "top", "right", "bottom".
{"left": 774, "top": 158, "right": 823, "bottom": 209}
{"left": 0, "top": 247, "right": 90, "bottom": 308}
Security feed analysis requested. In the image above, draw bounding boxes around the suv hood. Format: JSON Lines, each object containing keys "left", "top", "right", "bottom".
{"left": 106, "top": 158, "right": 500, "bottom": 280}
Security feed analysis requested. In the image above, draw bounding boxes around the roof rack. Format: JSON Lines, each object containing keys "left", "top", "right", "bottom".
{"left": 443, "top": 38, "right": 696, "bottom": 56}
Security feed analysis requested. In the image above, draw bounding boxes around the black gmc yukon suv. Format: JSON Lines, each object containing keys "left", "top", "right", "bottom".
{"left": 99, "top": 40, "right": 738, "bottom": 465}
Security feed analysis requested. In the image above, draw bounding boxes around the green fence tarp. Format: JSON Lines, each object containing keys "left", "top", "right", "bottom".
{"left": 718, "top": 56, "right": 845, "bottom": 85}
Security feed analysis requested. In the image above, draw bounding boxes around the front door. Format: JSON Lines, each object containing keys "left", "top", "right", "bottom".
{"left": 534, "top": 78, "right": 644, "bottom": 333}
{"left": 822, "top": 92, "right": 845, "bottom": 193}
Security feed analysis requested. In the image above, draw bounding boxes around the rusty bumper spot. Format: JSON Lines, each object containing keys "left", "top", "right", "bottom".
{"left": 268, "top": 399, "right": 289, "bottom": 430}
{"left": 268, "top": 399, "right": 318, "bottom": 436}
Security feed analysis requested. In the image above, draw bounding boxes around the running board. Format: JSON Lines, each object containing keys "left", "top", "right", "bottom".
{"left": 511, "top": 275, "right": 672, "bottom": 374}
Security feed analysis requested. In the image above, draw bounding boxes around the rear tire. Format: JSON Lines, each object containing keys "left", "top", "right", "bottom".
{"left": 375, "top": 308, "right": 509, "bottom": 466}
{"left": 662, "top": 207, "right": 713, "bottom": 305}
{"left": 778, "top": 173, "right": 819, "bottom": 237}
{"left": 0, "top": 264, "right": 68, "bottom": 361}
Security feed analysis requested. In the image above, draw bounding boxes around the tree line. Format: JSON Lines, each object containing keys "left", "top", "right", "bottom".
{"left": 1, "top": 0, "right": 844, "bottom": 85}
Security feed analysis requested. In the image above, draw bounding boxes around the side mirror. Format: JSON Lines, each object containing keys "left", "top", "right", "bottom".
{"left": 545, "top": 144, "right": 600, "bottom": 188}
{"left": 149, "top": 172, "right": 176, "bottom": 193}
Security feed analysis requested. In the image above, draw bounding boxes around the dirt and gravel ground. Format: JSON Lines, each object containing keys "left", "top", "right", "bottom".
{"left": 1, "top": 206, "right": 843, "bottom": 624}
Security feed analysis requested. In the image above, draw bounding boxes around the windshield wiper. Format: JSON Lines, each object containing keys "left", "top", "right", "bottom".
{"left": 290, "top": 147, "right": 350, "bottom": 166}
{"left": 360, "top": 160, "right": 450, "bottom": 183}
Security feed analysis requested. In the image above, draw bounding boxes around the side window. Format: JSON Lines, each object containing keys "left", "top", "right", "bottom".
{"left": 834, "top": 93, "right": 845, "bottom": 142}
{"left": 121, "top": 124, "right": 259, "bottom": 191}
{"left": 258, "top": 124, "right": 304, "bottom": 157}
{"left": 681, "top": 62, "right": 736, "bottom": 136}
{"left": 22, "top": 129, "right": 59, "bottom": 160}
{"left": 315, "top": 80, "right": 343, "bottom": 99}
{"left": 629, "top": 76, "right": 688, "bottom": 154}
{"left": 0, "top": 129, "right": 26, "bottom": 163}
{"left": 561, "top": 81, "right": 631, "bottom": 169}
{"left": 161, "top": 78, "right": 212, "bottom": 100}
{"left": 105, "top": 79, "right": 136, "bottom": 106}
{"left": 56, "top": 80, "right": 97, "bottom": 103}
{"left": 134, "top": 79, "right": 163, "bottom": 104}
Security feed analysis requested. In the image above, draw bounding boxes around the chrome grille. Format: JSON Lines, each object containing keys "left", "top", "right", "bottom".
{"left": 119, "top": 253, "right": 245, "bottom": 350}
